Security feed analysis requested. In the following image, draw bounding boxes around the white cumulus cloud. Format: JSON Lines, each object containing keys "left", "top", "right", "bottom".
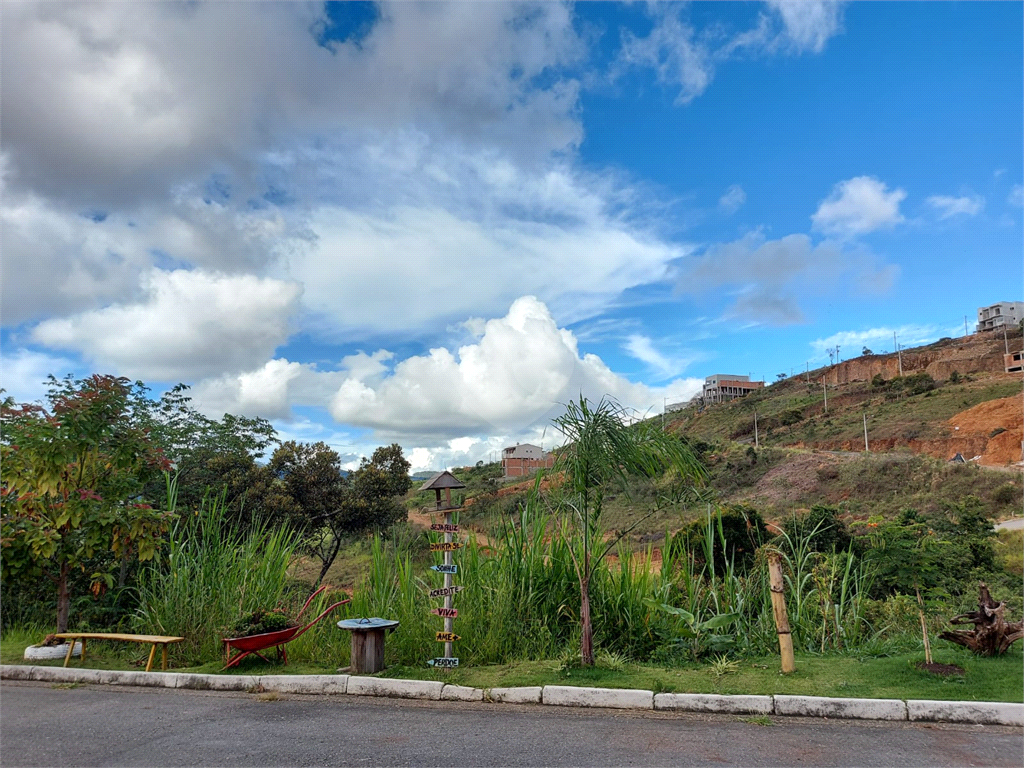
{"left": 328, "top": 296, "right": 702, "bottom": 441}
{"left": 811, "top": 176, "right": 906, "bottom": 237}
{"left": 32, "top": 270, "right": 302, "bottom": 381}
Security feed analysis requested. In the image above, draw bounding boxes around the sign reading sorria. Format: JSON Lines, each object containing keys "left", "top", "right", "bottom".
{"left": 428, "top": 585, "right": 465, "bottom": 598}
{"left": 429, "top": 541, "right": 463, "bottom": 552}
{"left": 430, "top": 523, "right": 460, "bottom": 532}
{"left": 431, "top": 607, "right": 458, "bottom": 618}
{"left": 430, "top": 564, "right": 458, "bottom": 574}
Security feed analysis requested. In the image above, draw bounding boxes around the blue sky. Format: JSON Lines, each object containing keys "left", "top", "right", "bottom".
{"left": 1, "top": 2, "right": 1021, "bottom": 470}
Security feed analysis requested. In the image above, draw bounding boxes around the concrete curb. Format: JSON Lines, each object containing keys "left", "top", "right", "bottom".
{"left": 542, "top": 685, "right": 653, "bottom": 710}
{"left": 260, "top": 674, "right": 349, "bottom": 695}
{"left": 774, "top": 694, "right": 907, "bottom": 721}
{"left": 908, "top": 699, "right": 1024, "bottom": 727}
{"left": 2, "top": 666, "right": 1020, "bottom": 726}
{"left": 441, "top": 684, "right": 484, "bottom": 702}
{"left": 346, "top": 676, "right": 444, "bottom": 700}
{"left": 655, "top": 692, "right": 773, "bottom": 715}
{"left": 487, "top": 686, "right": 542, "bottom": 704}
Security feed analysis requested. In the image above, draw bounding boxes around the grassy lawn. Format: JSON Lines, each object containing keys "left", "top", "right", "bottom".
{"left": 5, "top": 625, "right": 1020, "bottom": 703}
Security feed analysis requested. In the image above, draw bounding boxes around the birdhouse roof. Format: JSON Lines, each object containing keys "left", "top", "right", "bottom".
{"left": 419, "top": 470, "right": 466, "bottom": 491}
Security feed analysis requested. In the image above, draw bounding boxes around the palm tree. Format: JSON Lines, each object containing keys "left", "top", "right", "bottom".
{"left": 551, "top": 396, "right": 706, "bottom": 666}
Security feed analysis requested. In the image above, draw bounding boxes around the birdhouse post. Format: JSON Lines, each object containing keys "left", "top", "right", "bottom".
{"left": 420, "top": 470, "right": 466, "bottom": 668}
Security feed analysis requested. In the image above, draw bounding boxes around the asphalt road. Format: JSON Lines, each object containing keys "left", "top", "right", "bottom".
{"left": 1, "top": 682, "right": 1021, "bottom": 767}
{"left": 995, "top": 516, "right": 1024, "bottom": 531}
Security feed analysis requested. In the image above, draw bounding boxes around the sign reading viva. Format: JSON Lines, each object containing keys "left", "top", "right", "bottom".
{"left": 431, "top": 607, "right": 458, "bottom": 618}
{"left": 435, "top": 631, "right": 461, "bottom": 642}
{"left": 429, "top": 542, "right": 463, "bottom": 552}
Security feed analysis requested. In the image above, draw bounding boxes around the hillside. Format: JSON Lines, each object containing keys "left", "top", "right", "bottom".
{"left": 668, "top": 326, "right": 1022, "bottom": 467}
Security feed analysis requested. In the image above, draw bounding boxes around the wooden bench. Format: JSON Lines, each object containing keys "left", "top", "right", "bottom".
{"left": 53, "top": 633, "right": 185, "bottom": 672}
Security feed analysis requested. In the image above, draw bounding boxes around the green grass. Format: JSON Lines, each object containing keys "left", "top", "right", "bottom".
{"left": 381, "top": 646, "right": 1023, "bottom": 703}
{"left": 5, "top": 624, "right": 1020, "bottom": 703}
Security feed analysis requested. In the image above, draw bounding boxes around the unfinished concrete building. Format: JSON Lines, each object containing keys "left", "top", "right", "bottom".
{"left": 702, "top": 374, "right": 764, "bottom": 404}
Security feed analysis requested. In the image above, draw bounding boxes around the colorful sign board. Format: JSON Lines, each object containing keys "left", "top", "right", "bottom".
{"left": 427, "top": 657, "right": 459, "bottom": 668}
{"left": 430, "top": 523, "right": 460, "bottom": 532}
{"left": 430, "top": 564, "right": 458, "bottom": 574}
{"left": 435, "top": 631, "right": 461, "bottom": 642}
{"left": 428, "top": 585, "right": 465, "bottom": 598}
{"left": 429, "top": 542, "right": 463, "bottom": 552}
{"left": 430, "top": 607, "right": 458, "bottom": 618}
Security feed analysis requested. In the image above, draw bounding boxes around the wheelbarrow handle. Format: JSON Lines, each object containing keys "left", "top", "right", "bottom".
{"left": 292, "top": 600, "right": 352, "bottom": 641}
{"left": 296, "top": 584, "right": 330, "bottom": 621}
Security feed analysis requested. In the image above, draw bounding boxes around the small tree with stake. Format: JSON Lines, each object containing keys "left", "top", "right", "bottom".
{"left": 550, "top": 396, "right": 705, "bottom": 667}
{"left": 0, "top": 375, "right": 173, "bottom": 633}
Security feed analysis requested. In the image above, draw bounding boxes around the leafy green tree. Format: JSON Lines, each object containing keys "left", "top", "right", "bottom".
{"left": 550, "top": 396, "right": 706, "bottom": 666}
{"left": 272, "top": 442, "right": 412, "bottom": 585}
{"left": 858, "top": 510, "right": 946, "bottom": 663}
{"left": 139, "top": 384, "right": 283, "bottom": 526}
{"left": 1, "top": 376, "right": 174, "bottom": 632}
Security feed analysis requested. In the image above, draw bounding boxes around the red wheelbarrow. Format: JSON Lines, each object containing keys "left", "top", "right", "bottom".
{"left": 221, "top": 585, "right": 350, "bottom": 670}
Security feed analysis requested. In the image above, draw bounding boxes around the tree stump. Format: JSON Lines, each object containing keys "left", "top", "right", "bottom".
{"left": 939, "top": 583, "right": 1023, "bottom": 656}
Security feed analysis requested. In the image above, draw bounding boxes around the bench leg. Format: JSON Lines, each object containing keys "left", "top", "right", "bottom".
{"left": 145, "top": 644, "right": 157, "bottom": 673}
{"left": 63, "top": 640, "right": 75, "bottom": 668}
{"left": 161, "top": 644, "right": 169, "bottom": 671}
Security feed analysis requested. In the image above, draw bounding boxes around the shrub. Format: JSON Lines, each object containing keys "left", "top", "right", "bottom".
{"left": 871, "top": 373, "right": 886, "bottom": 388}
{"left": 779, "top": 408, "right": 803, "bottom": 426}
{"left": 992, "top": 482, "right": 1020, "bottom": 506}
{"left": 678, "top": 505, "right": 768, "bottom": 574}
{"left": 949, "top": 370, "right": 960, "bottom": 383}
{"left": 782, "top": 505, "right": 853, "bottom": 554}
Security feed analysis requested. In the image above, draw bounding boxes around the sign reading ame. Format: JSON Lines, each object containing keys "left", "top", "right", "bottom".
{"left": 431, "top": 607, "right": 458, "bottom": 618}
{"left": 429, "top": 542, "right": 463, "bottom": 553}
{"left": 430, "top": 523, "right": 460, "bottom": 532}
{"left": 430, "top": 564, "right": 458, "bottom": 574}
{"left": 428, "top": 585, "right": 465, "bottom": 598}
{"left": 427, "top": 657, "right": 459, "bottom": 668}
{"left": 435, "top": 631, "right": 461, "bottom": 642}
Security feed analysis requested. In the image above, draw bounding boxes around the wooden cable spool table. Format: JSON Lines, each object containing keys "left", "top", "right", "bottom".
{"left": 337, "top": 618, "right": 399, "bottom": 674}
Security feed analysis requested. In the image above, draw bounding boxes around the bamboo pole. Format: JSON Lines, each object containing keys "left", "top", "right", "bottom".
{"left": 768, "top": 554, "right": 796, "bottom": 673}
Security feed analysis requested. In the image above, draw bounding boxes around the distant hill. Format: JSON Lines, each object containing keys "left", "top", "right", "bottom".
{"left": 668, "top": 327, "right": 1022, "bottom": 467}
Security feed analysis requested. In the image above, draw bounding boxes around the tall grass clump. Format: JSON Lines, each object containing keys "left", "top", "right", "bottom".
{"left": 134, "top": 485, "right": 299, "bottom": 665}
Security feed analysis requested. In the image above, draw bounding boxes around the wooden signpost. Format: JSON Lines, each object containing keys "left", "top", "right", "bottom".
{"left": 419, "top": 470, "right": 467, "bottom": 669}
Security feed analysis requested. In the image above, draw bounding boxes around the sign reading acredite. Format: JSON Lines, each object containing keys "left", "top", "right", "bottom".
{"left": 428, "top": 585, "right": 465, "bottom": 598}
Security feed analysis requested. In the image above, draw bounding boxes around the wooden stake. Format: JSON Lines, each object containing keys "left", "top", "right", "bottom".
{"left": 768, "top": 554, "right": 795, "bottom": 673}
{"left": 916, "top": 587, "right": 933, "bottom": 665}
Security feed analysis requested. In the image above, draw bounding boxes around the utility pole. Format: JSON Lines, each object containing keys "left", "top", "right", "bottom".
{"left": 822, "top": 377, "right": 828, "bottom": 414}
{"left": 894, "top": 331, "right": 903, "bottom": 376}
{"left": 1003, "top": 323, "right": 1010, "bottom": 355}
{"left": 662, "top": 397, "right": 666, "bottom": 431}
{"left": 863, "top": 413, "right": 869, "bottom": 452}
{"left": 805, "top": 362, "right": 809, "bottom": 383}
{"left": 964, "top": 315, "right": 969, "bottom": 337}
{"left": 754, "top": 411, "right": 759, "bottom": 449}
